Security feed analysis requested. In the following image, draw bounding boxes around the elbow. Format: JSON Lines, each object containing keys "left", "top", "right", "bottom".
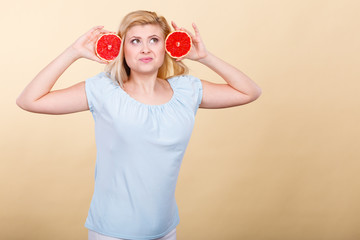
{"left": 16, "top": 96, "right": 33, "bottom": 112}
{"left": 255, "top": 87, "right": 262, "bottom": 99}
{"left": 16, "top": 97, "right": 27, "bottom": 111}
{"left": 249, "top": 86, "right": 262, "bottom": 102}
{"left": 16, "top": 96, "right": 25, "bottom": 109}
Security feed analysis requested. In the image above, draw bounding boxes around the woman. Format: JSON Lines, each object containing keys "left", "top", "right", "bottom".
{"left": 17, "top": 10, "right": 261, "bottom": 240}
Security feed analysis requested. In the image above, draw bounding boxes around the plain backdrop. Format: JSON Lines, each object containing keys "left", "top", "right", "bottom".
{"left": 1, "top": 0, "right": 360, "bottom": 239}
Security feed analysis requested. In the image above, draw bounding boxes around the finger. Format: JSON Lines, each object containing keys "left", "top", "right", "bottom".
{"left": 94, "top": 28, "right": 118, "bottom": 39}
{"left": 89, "top": 26, "right": 104, "bottom": 35}
{"left": 99, "top": 29, "right": 116, "bottom": 35}
{"left": 88, "top": 25, "right": 104, "bottom": 31}
{"left": 88, "top": 26, "right": 105, "bottom": 41}
{"left": 192, "top": 23, "right": 201, "bottom": 36}
{"left": 171, "top": 21, "right": 179, "bottom": 31}
{"left": 179, "top": 26, "right": 196, "bottom": 40}
{"left": 91, "top": 29, "right": 118, "bottom": 44}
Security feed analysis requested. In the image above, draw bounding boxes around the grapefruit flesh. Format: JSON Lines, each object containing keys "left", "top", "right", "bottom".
{"left": 95, "top": 33, "right": 121, "bottom": 61}
{"left": 165, "top": 31, "right": 192, "bottom": 58}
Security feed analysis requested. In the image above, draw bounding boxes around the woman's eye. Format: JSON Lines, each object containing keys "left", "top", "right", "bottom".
{"left": 131, "top": 39, "right": 140, "bottom": 44}
{"left": 149, "top": 38, "right": 159, "bottom": 44}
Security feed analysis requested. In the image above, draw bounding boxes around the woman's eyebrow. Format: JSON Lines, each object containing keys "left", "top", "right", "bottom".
{"left": 129, "top": 34, "right": 161, "bottom": 39}
{"left": 129, "top": 35, "right": 141, "bottom": 39}
{"left": 148, "top": 34, "right": 161, "bottom": 38}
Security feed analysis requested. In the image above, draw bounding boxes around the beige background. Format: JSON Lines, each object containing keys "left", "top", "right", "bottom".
{"left": 1, "top": 0, "right": 360, "bottom": 239}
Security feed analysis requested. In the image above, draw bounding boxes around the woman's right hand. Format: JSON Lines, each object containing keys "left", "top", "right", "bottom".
{"left": 69, "top": 25, "right": 113, "bottom": 64}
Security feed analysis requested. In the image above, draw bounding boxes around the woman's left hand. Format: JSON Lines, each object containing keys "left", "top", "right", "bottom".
{"left": 171, "top": 21, "right": 208, "bottom": 61}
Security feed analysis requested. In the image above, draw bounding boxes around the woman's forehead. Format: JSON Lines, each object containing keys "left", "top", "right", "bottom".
{"left": 126, "top": 24, "right": 163, "bottom": 38}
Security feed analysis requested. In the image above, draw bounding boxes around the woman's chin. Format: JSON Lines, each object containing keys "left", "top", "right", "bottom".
{"left": 130, "top": 65, "right": 163, "bottom": 76}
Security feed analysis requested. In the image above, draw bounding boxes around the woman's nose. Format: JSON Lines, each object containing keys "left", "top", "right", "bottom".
{"left": 141, "top": 43, "right": 151, "bottom": 53}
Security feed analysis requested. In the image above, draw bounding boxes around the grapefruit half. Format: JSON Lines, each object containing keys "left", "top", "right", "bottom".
{"left": 165, "top": 31, "right": 192, "bottom": 59}
{"left": 95, "top": 33, "right": 121, "bottom": 62}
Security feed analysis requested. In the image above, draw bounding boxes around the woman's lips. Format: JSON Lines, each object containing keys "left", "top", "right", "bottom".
{"left": 139, "top": 57, "right": 153, "bottom": 63}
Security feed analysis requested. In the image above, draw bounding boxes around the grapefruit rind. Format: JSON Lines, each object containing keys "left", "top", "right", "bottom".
{"left": 95, "top": 33, "right": 121, "bottom": 62}
{"left": 165, "top": 31, "right": 192, "bottom": 59}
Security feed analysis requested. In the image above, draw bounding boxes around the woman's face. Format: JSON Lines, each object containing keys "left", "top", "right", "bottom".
{"left": 124, "top": 24, "right": 166, "bottom": 76}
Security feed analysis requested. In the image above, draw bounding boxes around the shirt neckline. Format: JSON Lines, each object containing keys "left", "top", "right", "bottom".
{"left": 118, "top": 78, "right": 176, "bottom": 108}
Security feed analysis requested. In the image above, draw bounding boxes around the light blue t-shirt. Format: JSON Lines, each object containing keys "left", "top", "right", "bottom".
{"left": 84, "top": 72, "right": 203, "bottom": 240}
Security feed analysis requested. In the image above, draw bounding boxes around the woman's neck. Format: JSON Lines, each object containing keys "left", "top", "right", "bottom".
{"left": 125, "top": 71, "right": 163, "bottom": 95}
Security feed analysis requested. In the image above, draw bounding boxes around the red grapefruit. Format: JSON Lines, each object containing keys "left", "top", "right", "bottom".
{"left": 165, "top": 31, "right": 192, "bottom": 58}
{"left": 95, "top": 33, "right": 121, "bottom": 61}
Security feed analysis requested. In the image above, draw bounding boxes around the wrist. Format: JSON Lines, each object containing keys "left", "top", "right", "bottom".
{"left": 65, "top": 45, "right": 82, "bottom": 61}
{"left": 197, "top": 51, "right": 212, "bottom": 65}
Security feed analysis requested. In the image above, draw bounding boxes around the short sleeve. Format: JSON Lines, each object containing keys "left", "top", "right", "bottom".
{"left": 187, "top": 75, "right": 203, "bottom": 115}
{"left": 169, "top": 75, "right": 203, "bottom": 115}
{"left": 85, "top": 72, "right": 114, "bottom": 113}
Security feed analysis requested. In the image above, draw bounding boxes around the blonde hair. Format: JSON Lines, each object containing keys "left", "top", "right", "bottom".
{"left": 104, "top": 10, "right": 188, "bottom": 87}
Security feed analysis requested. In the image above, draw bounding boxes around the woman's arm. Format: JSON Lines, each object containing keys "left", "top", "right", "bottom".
{"left": 16, "top": 26, "right": 109, "bottom": 114}
{"left": 172, "top": 22, "right": 262, "bottom": 109}
{"left": 197, "top": 52, "right": 262, "bottom": 108}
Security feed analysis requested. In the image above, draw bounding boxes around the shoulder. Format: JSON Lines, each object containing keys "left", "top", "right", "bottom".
{"left": 168, "top": 74, "right": 203, "bottom": 109}
{"left": 168, "top": 74, "right": 200, "bottom": 82}
{"left": 84, "top": 72, "right": 119, "bottom": 112}
{"left": 168, "top": 74, "right": 202, "bottom": 90}
{"left": 86, "top": 72, "right": 116, "bottom": 87}
{"left": 85, "top": 72, "right": 119, "bottom": 94}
